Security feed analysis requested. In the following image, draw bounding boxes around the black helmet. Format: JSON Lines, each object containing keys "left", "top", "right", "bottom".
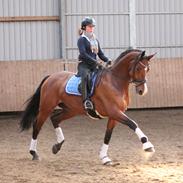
{"left": 81, "top": 17, "right": 96, "bottom": 30}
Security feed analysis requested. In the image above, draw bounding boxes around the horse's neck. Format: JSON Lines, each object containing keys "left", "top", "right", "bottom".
{"left": 109, "top": 52, "right": 138, "bottom": 95}
{"left": 111, "top": 52, "right": 137, "bottom": 81}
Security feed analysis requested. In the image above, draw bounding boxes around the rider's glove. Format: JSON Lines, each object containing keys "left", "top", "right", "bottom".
{"left": 96, "top": 62, "right": 104, "bottom": 70}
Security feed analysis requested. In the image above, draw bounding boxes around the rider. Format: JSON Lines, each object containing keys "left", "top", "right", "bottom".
{"left": 77, "top": 17, "right": 111, "bottom": 111}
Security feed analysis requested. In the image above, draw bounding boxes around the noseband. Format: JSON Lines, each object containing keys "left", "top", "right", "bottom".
{"left": 129, "top": 52, "right": 149, "bottom": 87}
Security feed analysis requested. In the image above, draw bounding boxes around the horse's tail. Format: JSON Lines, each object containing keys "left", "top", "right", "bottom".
{"left": 20, "top": 75, "right": 50, "bottom": 131}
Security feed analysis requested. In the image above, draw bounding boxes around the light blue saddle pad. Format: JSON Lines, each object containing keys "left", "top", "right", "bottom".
{"left": 65, "top": 75, "right": 97, "bottom": 96}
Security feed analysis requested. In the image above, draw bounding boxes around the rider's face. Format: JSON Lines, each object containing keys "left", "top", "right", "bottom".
{"left": 85, "top": 25, "right": 95, "bottom": 33}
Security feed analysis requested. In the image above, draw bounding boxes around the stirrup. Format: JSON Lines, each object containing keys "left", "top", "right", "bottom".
{"left": 84, "top": 100, "right": 94, "bottom": 110}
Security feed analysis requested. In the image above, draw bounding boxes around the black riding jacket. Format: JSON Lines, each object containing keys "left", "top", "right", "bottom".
{"left": 77, "top": 36, "right": 109, "bottom": 67}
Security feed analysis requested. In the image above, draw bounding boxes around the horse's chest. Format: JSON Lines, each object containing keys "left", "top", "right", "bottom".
{"left": 120, "top": 95, "right": 129, "bottom": 111}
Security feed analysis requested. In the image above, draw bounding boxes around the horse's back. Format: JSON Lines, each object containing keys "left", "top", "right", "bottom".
{"left": 52, "top": 70, "right": 75, "bottom": 77}
{"left": 42, "top": 71, "right": 75, "bottom": 96}
{"left": 49, "top": 71, "right": 74, "bottom": 83}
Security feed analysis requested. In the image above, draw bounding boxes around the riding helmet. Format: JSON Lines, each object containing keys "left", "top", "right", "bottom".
{"left": 81, "top": 17, "right": 96, "bottom": 30}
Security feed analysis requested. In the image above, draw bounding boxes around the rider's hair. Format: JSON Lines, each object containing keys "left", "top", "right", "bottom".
{"left": 78, "top": 27, "right": 85, "bottom": 35}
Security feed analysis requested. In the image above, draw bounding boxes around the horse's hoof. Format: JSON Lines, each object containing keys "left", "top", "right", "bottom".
{"left": 101, "top": 156, "right": 112, "bottom": 165}
{"left": 104, "top": 161, "right": 113, "bottom": 166}
{"left": 32, "top": 155, "right": 40, "bottom": 160}
{"left": 52, "top": 141, "right": 64, "bottom": 154}
{"left": 52, "top": 144, "right": 59, "bottom": 154}
{"left": 143, "top": 141, "right": 155, "bottom": 152}
{"left": 30, "top": 150, "right": 40, "bottom": 160}
{"left": 144, "top": 147, "right": 155, "bottom": 153}
{"left": 104, "top": 161, "right": 120, "bottom": 167}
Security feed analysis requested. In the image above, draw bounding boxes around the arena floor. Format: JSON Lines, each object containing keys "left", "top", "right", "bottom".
{"left": 0, "top": 109, "right": 183, "bottom": 183}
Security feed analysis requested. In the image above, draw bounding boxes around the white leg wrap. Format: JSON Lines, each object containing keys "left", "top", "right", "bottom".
{"left": 55, "top": 127, "right": 64, "bottom": 143}
{"left": 135, "top": 127, "right": 148, "bottom": 141}
{"left": 143, "top": 141, "right": 155, "bottom": 152}
{"left": 99, "top": 144, "right": 111, "bottom": 164}
{"left": 135, "top": 128, "right": 155, "bottom": 152}
{"left": 101, "top": 156, "right": 112, "bottom": 165}
{"left": 30, "top": 139, "right": 37, "bottom": 152}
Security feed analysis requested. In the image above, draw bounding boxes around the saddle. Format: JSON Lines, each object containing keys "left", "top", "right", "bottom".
{"left": 65, "top": 72, "right": 97, "bottom": 97}
{"left": 65, "top": 69, "right": 103, "bottom": 119}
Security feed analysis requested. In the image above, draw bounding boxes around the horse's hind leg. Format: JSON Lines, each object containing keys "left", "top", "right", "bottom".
{"left": 50, "top": 106, "right": 75, "bottom": 154}
{"left": 50, "top": 109, "right": 65, "bottom": 154}
{"left": 30, "top": 108, "right": 53, "bottom": 160}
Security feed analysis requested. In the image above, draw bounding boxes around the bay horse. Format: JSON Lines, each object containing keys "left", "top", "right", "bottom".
{"left": 20, "top": 49, "right": 156, "bottom": 165}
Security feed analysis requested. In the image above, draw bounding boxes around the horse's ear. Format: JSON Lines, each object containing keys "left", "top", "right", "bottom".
{"left": 141, "top": 51, "right": 146, "bottom": 58}
{"left": 147, "top": 53, "right": 157, "bottom": 60}
{"left": 136, "top": 51, "right": 146, "bottom": 63}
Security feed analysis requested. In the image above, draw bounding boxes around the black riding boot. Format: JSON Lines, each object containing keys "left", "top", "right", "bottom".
{"left": 81, "top": 76, "right": 93, "bottom": 110}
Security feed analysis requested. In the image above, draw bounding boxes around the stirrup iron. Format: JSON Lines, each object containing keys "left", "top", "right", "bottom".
{"left": 84, "top": 100, "right": 93, "bottom": 110}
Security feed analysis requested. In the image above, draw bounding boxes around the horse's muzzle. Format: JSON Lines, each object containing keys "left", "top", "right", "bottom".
{"left": 136, "top": 83, "right": 148, "bottom": 96}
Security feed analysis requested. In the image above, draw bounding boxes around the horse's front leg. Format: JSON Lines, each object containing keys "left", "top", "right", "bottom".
{"left": 99, "top": 119, "right": 117, "bottom": 165}
{"left": 115, "top": 111, "right": 155, "bottom": 152}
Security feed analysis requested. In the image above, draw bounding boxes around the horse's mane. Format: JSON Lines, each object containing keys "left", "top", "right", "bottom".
{"left": 114, "top": 48, "right": 142, "bottom": 64}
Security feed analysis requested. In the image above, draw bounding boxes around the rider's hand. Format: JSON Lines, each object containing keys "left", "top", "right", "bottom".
{"left": 96, "top": 62, "right": 103, "bottom": 70}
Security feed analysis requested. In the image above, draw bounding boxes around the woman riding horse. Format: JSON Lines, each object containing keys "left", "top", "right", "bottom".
{"left": 77, "top": 17, "right": 111, "bottom": 110}
{"left": 20, "top": 32, "right": 156, "bottom": 165}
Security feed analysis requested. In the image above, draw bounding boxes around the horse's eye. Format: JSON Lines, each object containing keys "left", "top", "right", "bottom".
{"left": 145, "top": 66, "right": 150, "bottom": 72}
{"left": 136, "top": 67, "right": 141, "bottom": 72}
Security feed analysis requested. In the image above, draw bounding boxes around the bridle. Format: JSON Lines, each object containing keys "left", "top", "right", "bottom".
{"left": 129, "top": 52, "right": 150, "bottom": 87}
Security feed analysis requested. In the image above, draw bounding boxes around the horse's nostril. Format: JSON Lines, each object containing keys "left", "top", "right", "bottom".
{"left": 139, "top": 90, "right": 143, "bottom": 95}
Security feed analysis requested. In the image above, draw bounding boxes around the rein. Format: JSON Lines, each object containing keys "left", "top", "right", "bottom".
{"left": 95, "top": 67, "right": 106, "bottom": 87}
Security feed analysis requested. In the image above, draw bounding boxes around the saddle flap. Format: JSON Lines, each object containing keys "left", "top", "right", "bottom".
{"left": 65, "top": 73, "right": 98, "bottom": 96}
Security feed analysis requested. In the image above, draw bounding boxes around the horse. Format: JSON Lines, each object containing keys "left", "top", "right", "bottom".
{"left": 20, "top": 49, "right": 156, "bottom": 165}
